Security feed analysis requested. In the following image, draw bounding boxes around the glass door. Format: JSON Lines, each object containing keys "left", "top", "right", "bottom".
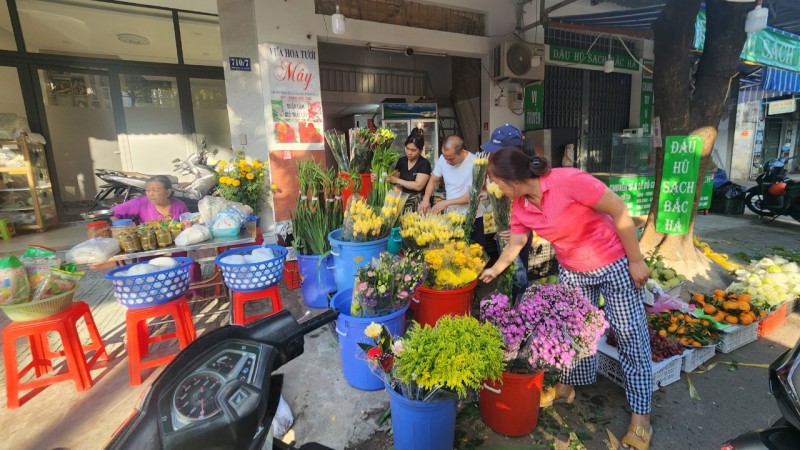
{"left": 190, "top": 77, "right": 231, "bottom": 161}
{"left": 37, "top": 68, "right": 120, "bottom": 217}
{"left": 118, "top": 73, "right": 189, "bottom": 177}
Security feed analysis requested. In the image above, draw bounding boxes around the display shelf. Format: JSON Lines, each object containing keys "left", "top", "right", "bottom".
{"left": 0, "top": 136, "right": 58, "bottom": 231}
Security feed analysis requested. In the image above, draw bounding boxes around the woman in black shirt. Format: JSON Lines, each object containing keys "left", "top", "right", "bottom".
{"left": 387, "top": 130, "right": 432, "bottom": 211}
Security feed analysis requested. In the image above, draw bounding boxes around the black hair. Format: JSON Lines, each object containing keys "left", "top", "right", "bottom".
{"left": 405, "top": 128, "right": 425, "bottom": 151}
{"left": 488, "top": 147, "right": 551, "bottom": 181}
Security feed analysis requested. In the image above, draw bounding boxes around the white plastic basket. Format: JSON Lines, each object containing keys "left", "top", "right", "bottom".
{"left": 717, "top": 322, "right": 759, "bottom": 354}
{"left": 597, "top": 336, "right": 682, "bottom": 392}
{"left": 681, "top": 345, "right": 716, "bottom": 372}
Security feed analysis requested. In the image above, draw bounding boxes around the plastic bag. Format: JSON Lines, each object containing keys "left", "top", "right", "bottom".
{"left": 713, "top": 181, "right": 747, "bottom": 199}
{"left": 65, "top": 238, "right": 121, "bottom": 264}
{"left": 19, "top": 245, "right": 61, "bottom": 292}
{"left": 271, "top": 395, "right": 293, "bottom": 438}
{"left": 0, "top": 255, "right": 30, "bottom": 305}
{"left": 31, "top": 268, "right": 84, "bottom": 301}
{"left": 198, "top": 197, "right": 252, "bottom": 225}
{"left": 174, "top": 224, "right": 211, "bottom": 246}
{"left": 645, "top": 293, "right": 693, "bottom": 314}
{"left": 210, "top": 206, "right": 245, "bottom": 230}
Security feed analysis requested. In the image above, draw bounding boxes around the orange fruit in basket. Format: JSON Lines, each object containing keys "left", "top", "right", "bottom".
{"left": 714, "top": 311, "right": 726, "bottom": 322}
{"left": 701, "top": 319, "right": 710, "bottom": 326}
{"left": 677, "top": 326, "right": 687, "bottom": 334}
{"left": 658, "top": 329, "right": 667, "bottom": 337}
{"left": 692, "top": 341, "right": 702, "bottom": 347}
{"left": 667, "top": 324, "right": 678, "bottom": 333}
{"left": 727, "top": 292, "right": 739, "bottom": 300}
{"left": 723, "top": 301, "right": 739, "bottom": 311}
{"left": 692, "top": 293, "right": 706, "bottom": 302}
{"left": 725, "top": 315, "right": 739, "bottom": 324}
{"left": 670, "top": 316, "right": 678, "bottom": 324}
{"left": 738, "top": 302, "right": 751, "bottom": 312}
{"left": 739, "top": 315, "right": 754, "bottom": 325}
{"left": 738, "top": 293, "right": 752, "bottom": 303}
{"left": 714, "top": 289, "right": 726, "bottom": 298}
{"left": 759, "top": 310, "right": 767, "bottom": 318}
{"left": 703, "top": 304, "right": 717, "bottom": 315}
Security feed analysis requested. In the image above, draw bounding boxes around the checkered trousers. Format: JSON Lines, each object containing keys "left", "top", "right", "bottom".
{"left": 558, "top": 257, "right": 653, "bottom": 415}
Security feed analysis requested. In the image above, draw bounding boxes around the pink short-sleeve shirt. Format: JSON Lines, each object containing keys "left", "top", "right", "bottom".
{"left": 111, "top": 196, "right": 189, "bottom": 223}
{"left": 510, "top": 168, "right": 625, "bottom": 272}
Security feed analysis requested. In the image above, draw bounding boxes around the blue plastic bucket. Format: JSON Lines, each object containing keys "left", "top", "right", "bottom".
{"left": 298, "top": 253, "right": 336, "bottom": 308}
{"left": 328, "top": 228, "right": 389, "bottom": 292}
{"left": 331, "top": 289, "right": 408, "bottom": 391}
{"left": 386, "top": 383, "right": 457, "bottom": 450}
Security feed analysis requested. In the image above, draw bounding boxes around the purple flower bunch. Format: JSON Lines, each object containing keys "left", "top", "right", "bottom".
{"left": 480, "top": 284, "right": 608, "bottom": 371}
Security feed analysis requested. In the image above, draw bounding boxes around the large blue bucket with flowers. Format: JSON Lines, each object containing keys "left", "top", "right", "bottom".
{"left": 386, "top": 383, "right": 457, "bottom": 450}
{"left": 328, "top": 228, "right": 388, "bottom": 292}
{"left": 297, "top": 254, "right": 336, "bottom": 308}
{"left": 331, "top": 288, "right": 407, "bottom": 391}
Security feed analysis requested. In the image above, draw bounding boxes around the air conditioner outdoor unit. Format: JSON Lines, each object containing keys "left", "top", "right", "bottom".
{"left": 493, "top": 42, "right": 546, "bottom": 82}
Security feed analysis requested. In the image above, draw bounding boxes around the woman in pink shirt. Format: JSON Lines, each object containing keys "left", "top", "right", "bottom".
{"left": 479, "top": 148, "right": 652, "bottom": 450}
{"left": 111, "top": 175, "right": 189, "bottom": 223}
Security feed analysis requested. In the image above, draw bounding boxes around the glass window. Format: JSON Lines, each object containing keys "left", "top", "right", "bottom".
{"left": 17, "top": 0, "right": 178, "bottom": 63}
{"left": 0, "top": 1, "right": 16, "bottom": 50}
{"left": 0, "top": 67, "right": 26, "bottom": 118}
{"left": 180, "top": 13, "right": 222, "bottom": 67}
{"left": 190, "top": 78, "right": 231, "bottom": 158}
{"left": 40, "top": 70, "right": 112, "bottom": 109}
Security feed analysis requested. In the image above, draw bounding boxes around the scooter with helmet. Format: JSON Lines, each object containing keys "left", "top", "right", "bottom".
{"left": 744, "top": 156, "right": 800, "bottom": 222}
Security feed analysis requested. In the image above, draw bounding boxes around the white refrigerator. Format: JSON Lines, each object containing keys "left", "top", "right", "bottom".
{"left": 380, "top": 103, "right": 439, "bottom": 166}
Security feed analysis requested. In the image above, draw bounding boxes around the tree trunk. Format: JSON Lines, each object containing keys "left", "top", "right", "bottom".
{"left": 641, "top": 0, "right": 750, "bottom": 272}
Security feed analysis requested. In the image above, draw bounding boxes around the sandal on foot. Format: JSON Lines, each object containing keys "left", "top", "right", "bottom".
{"left": 620, "top": 424, "right": 653, "bottom": 450}
{"left": 539, "top": 387, "right": 575, "bottom": 408}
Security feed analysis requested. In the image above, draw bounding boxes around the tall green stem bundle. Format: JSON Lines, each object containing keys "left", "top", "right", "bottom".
{"left": 368, "top": 144, "right": 400, "bottom": 208}
{"left": 463, "top": 152, "right": 489, "bottom": 242}
{"left": 291, "top": 161, "right": 343, "bottom": 255}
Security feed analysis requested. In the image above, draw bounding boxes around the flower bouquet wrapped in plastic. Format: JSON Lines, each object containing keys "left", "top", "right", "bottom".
{"left": 463, "top": 152, "right": 489, "bottom": 241}
{"left": 325, "top": 129, "right": 349, "bottom": 172}
{"left": 341, "top": 194, "right": 383, "bottom": 242}
{"left": 378, "top": 189, "right": 408, "bottom": 237}
{"left": 351, "top": 253, "right": 394, "bottom": 318}
{"left": 391, "top": 252, "right": 427, "bottom": 310}
{"left": 349, "top": 128, "right": 374, "bottom": 174}
{"left": 399, "top": 211, "right": 466, "bottom": 251}
{"left": 423, "top": 240, "right": 488, "bottom": 290}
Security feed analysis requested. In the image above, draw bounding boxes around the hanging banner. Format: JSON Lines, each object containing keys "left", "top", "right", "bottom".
{"left": 694, "top": 10, "right": 800, "bottom": 73}
{"left": 524, "top": 82, "right": 544, "bottom": 131}
{"left": 656, "top": 136, "right": 703, "bottom": 235}
{"left": 640, "top": 60, "right": 654, "bottom": 136}
{"left": 546, "top": 45, "right": 641, "bottom": 74}
{"left": 264, "top": 43, "right": 324, "bottom": 150}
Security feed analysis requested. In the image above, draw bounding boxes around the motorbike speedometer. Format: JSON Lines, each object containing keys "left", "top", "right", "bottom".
{"left": 173, "top": 372, "right": 224, "bottom": 421}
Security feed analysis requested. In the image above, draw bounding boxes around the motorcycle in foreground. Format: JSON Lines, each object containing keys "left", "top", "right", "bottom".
{"left": 744, "top": 156, "right": 800, "bottom": 222}
{"left": 106, "top": 309, "right": 338, "bottom": 450}
{"left": 721, "top": 336, "right": 800, "bottom": 449}
{"left": 88, "top": 145, "right": 218, "bottom": 212}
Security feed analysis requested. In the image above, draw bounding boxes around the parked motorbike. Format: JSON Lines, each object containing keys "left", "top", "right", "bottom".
{"left": 88, "top": 144, "right": 219, "bottom": 212}
{"left": 721, "top": 335, "right": 800, "bottom": 449}
{"left": 744, "top": 156, "right": 800, "bottom": 222}
{"left": 106, "top": 309, "right": 338, "bottom": 450}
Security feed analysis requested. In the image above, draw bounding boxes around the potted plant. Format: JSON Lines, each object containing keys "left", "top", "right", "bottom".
{"left": 478, "top": 285, "right": 608, "bottom": 436}
{"left": 411, "top": 240, "right": 487, "bottom": 327}
{"left": 217, "top": 150, "right": 267, "bottom": 214}
{"left": 361, "top": 316, "right": 505, "bottom": 450}
{"left": 330, "top": 251, "right": 426, "bottom": 391}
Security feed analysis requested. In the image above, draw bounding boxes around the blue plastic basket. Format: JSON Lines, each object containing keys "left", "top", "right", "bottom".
{"left": 215, "top": 245, "right": 287, "bottom": 292}
{"left": 211, "top": 227, "right": 241, "bottom": 238}
{"left": 105, "top": 257, "right": 194, "bottom": 308}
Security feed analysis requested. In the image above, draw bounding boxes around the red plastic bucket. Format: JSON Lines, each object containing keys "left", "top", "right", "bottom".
{"left": 411, "top": 280, "right": 477, "bottom": 328}
{"left": 479, "top": 371, "right": 544, "bottom": 436}
{"left": 340, "top": 172, "right": 373, "bottom": 207}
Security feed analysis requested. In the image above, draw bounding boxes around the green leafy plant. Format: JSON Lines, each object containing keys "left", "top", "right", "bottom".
{"left": 290, "top": 161, "right": 343, "bottom": 255}
{"left": 393, "top": 316, "right": 504, "bottom": 400}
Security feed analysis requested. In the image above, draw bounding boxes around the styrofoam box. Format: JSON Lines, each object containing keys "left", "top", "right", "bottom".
{"left": 681, "top": 345, "right": 716, "bottom": 372}
{"left": 717, "top": 322, "right": 759, "bottom": 354}
{"left": 597, "top": 336, "right": 682, "bottom": 392}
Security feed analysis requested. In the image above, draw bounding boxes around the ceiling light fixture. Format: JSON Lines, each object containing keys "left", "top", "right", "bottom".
{"left": 604, "top": 36, "right": 614, "bottom": 73}
{"left": 117, "top": 33, "right": 150, "bottom": 46}
{"left": 745, "top": 0, "right": 768, "bottom": 33}
{"left": 332, "top": 5, "right": 346, "bottom": 35}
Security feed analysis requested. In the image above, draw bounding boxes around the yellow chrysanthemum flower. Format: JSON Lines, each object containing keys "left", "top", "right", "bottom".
{"left": 233, "top": 179, "right": 241, "bottom": 187}
{"left": 246, "top": 173, "right": 255, "bottom": 180}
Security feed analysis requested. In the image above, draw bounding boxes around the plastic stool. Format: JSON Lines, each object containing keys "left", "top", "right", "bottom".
{"left": 230, "top": 286, "right": 283, "bottom": 325}
{"left": 125, "top": 296, "right": 196, "bottom": 386}
{"left": 3, "top": 301, "right": 109, "bottom": 409}
{"left": 0, "top": 218, "right": 15, "bottom": 241}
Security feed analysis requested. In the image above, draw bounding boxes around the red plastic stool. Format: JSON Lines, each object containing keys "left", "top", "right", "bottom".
{"left": 230, "top": 286, "right": 283, "bottom": 325}
{"left": 3, "top": 301, "right": 109, "bottom": 409}
{"left": 125, "top": 296, "right": 196, "bottom": 386}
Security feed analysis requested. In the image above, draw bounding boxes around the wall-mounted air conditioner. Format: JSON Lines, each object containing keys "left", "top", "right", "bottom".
{"left": 492, "top": 42, "right": 546, "bottom": 82}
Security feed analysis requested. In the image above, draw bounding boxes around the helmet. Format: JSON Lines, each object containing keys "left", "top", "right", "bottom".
{"left": 768, "top": 182, "right": 787, "bottom": 196}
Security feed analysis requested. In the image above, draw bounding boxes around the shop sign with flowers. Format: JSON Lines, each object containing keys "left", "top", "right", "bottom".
{"left": 350, "top": 252, "right": 427, "bottom": 318}
{"left": 360, "top": 316, "right": 505, "bottom": 401}
{"left": 217, "top": 150, "right": 268, "bottom": 214}
{"left": 480, "top": 284, "right": 608, "bottom": 372}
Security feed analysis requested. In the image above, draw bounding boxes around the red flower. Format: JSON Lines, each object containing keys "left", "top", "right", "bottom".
{"left": 366, "top": 347, "right": 382, "bottom": 360}
{"left": 379, "top": 353, "right": 394, "bottom": 373}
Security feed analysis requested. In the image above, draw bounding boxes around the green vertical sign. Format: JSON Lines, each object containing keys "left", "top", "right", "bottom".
{"left": 640, "top": 62, "right": 653, "bottom": 136}
{"left": 656, "top": 136, "right": 703, "bottom": 235}
{"left": 524, "top": 82, "right": 544, "bottom": 131}
{"left": 606, "top": 176, "right": 656, "bottom": 217}
{"left": 698, "top": 171, "right": 714, "bottom": 210}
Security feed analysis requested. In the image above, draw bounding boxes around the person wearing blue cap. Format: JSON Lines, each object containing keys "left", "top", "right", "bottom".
{"left": 481, "top": 124, "right": 533, "bottom": 302}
